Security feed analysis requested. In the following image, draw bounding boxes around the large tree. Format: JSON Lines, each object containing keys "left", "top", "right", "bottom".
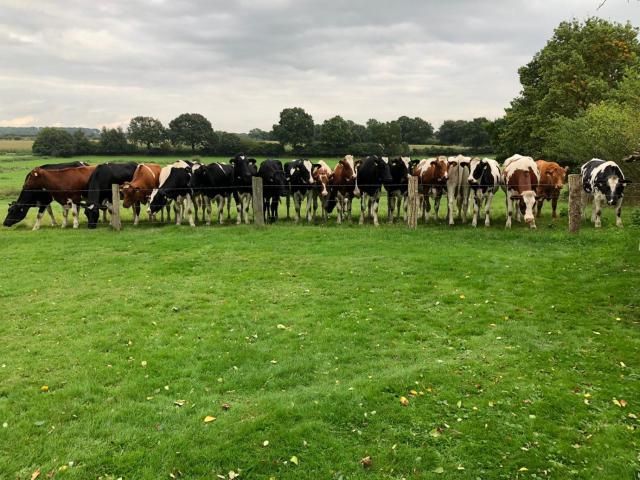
{"left": 499, "top": 18, "right": 640, "bottom": 158}
{"left": 396, "top": 116, "right": 434, "bottom": 144}
{"left": 99, "top": 127, "right": 130, "bottom": 154}
{"left": 168, "top": 113, "right": 214, "bottom": 153}
{"left": 272, "top": 107, "right": 314, "bottom": 148}
{"left": 32, "top": 128, "right": 75, "bottom": 157}
{"left": 320, "top": 116, "right": 352, "bottom": 148}
{"left": 366, "top": 119, "right": 402, "bottom": 151}
{"left": 128, "top": 116, "right": 165, "bottom": 150}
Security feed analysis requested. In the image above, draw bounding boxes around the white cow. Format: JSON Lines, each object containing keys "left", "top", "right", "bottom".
{"left": 446, "top": 155, "right": 472, "bottom": 225}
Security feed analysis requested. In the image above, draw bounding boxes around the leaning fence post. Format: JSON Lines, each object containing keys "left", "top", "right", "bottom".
{"left": 252, "top": 176, "right": 264, "bottom": 227}
{"left": 111, "top": 184, "right": 122, "bottom": 231}
{"left": 407, "top": 176, "right": 419, "bottom": 229}
{"left": 568, "top": 173, "right": 581, "bottom": 234}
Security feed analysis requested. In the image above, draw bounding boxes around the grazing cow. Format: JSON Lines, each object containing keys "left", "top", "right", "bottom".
{"left": 581, "top": 159, "right": 629, "bottom": 228}
{"left": 230, "top": 155, "right": 257, "bottom": 224}
{"left": 387, "top": 156, "right": 412, "bottom": 223}
{"left": 258, "top": 159, "right": 288, "bottom": 222}
{"left": 502, "top": 154, "right": 540, "bottom": 229}
{"left": 356, "top": 156, "right": 393, "bottom": 226}
{"left": 4, "top": 165, "right": 96, "bottom": 229}
{"left": 413, "top": 156, "right": 448, "bottom": 222}
{"left": 285, "top": 159, "right": 314, "bottom": 222}
{"left": 311, "top": 161, "right": 333, "bottom": 222}
{"left": 149, "top": 160, "right": 196, "bottom": 226}
{"left": 85, "top": 162, "right": 138, "bottom": 229}
{"left": 535, "top": 160, "right": 568, "bottom": 219}
{"left": 327, "top": 155, "right": 358, "bottom": 224}
{"left": 468, "top": 157, "right": 501, "bottom": 227}
{"left": 122, "top": 163, "right": 164, "bottom": 225}
{"left": 446, "top": 155, "right": 471, "bottom": 225}
{"left": 189, "top": 162, "right": 235, "bottom": 225}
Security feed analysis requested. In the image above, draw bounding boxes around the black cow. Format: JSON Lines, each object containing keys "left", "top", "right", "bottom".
{"left": 467, "top": 157, "right": 501, "bottom": 227}
{"left": 84, "top": 162, "right": 138, "bottom": 228}
{"left": 283, "top": 159, "right": 314, "bottom": 222}
{"left": 230, "top": 155, "right": 257, "bottom": 224}
{"left": 258, "top": 159, "right": 287, "bottom": 222}
{"left": 581, "top": 159, "right": 630, "bottom": 228}
{"left": 387, "top": 156, "right": 411, "bottom": 223}
{"left": 4, "top": 161, "right": 90, "bottom": 230}
{"left": 149, "top": 160, "right": 195, "bottom": 226}
{"left": 356, "top": 156, "right": 393, "bottom": 226}
{"left": 189, "top": 162, "right": 235, "bottom": 225}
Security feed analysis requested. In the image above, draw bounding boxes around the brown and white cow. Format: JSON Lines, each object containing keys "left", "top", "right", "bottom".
{"left": 413, "top": 156, "right": 448, "bottom": 222}
{"left": 122, "top": 163, "right": 164, "bottom": 225}
{"left": 502, "top": 154, "right": 540, "bottom": 229}
{"left": 4, "top": 165, "right": 96, "bottom": 229}
{"left": 535, "top": 160, "right": 568, "bottom": 219}
{"left": 311, "top": 161, "right": 333, "bottom": 222}
{"left": 327, "top": 155, "right": 358, "bottom": 224}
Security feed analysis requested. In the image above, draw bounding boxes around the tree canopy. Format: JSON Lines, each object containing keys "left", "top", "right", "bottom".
{"left": 32, "top": 128, "right": 76, "bottom": 157}
{"left": 272, "top": 107, "right": 314, "bottom": 148}
{"left": 168, "top": 113, "right": 214, "bottom": 152}
{"left": 128, "top": 116, "right": 165, "bottom": 150}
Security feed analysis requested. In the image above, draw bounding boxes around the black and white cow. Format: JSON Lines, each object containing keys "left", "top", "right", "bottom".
{"left": 258, "top": 159, "right": 287, "bottom": 222}
{"left": 284, "top": 159, "right": 314, "bottom": 222}
{"left": 85, "top": 162, "right": 138, "bottom": 229}
{"left": 189, "top": 162, "right": 235, "bottom": 225}
{"left": 581, "top": 159, "right": 629, "bottom": 228}
{"left": 387, "top": 156, "right": 412, "bottom": 223}
{"left": 149, "top": 160, "right": 196, "bottom": 226}
{"left": 356, "top": 155, "right": 393, "bottom": 226}
{"left": 467, "top": 157, "right": 501, "bottom": 227}
{"left": 230, "top": 155, "right": 257, "bottom": 224}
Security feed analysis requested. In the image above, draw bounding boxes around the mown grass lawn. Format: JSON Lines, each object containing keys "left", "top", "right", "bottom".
{"left": 0, "top": 156, "right": 639, "bottom": 479}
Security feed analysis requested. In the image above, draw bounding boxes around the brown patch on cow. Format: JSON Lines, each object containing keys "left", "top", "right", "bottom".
{"left": 24, "top": 165, "right": 97, "bottom": 205}
{"left": 122, "top": 163, "right": 162, "bottom": 208}
{"left": 535, "top": 159, "right": 568, "bottom": 218}
{"left": 312, "top": 161, "right": 332, "bottom": 197}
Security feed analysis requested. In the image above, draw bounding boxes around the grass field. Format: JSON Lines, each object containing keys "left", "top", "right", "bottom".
{"left": 0, "top": 155, "right": 639, "bottom": 479}
{"left": 0, "top": 139, "right": 34, "bottom": 154}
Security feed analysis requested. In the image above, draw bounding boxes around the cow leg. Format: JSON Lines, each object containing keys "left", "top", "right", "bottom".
{"left": 285, "top": 194, "right": 291, "bottom": 220}
{"left": 234, "top": 192, "right": 243, "bottom": 225}
{"left": 447, "top": 189, "right": 455, "bottom": 226}
{"left": 305, "top": 190, "right": 313, "bottom": 222}
{"left": 402, "top": 192, "right": 408, "bottom": 222}
{"left": 424, "top": 195, "right": 431, "bottom": 222}
{"left": 271, "top": 197, "right": 279, "bottom": 222}
{"left": 45, "top": 205, "right": 57, "bottom": 226}
{"left": 133, "top": 203, "right": 140, "bottom": 226}
{"left": 372, "top": 191, "right": 380, "bottom": 227}
{"left": 174, "top": 197, "right": 182, "bottom": 225}
{"left": 536, "top": 197, "right": 544, "bottom": 217}
{"left": 31, "top": 206, "right": 47, "bottom": 231}
{"left": 484, "top": 192, "right": 495, "bottom": 227}
{"left": 505, "top": 193, "right": 513, "bottom": 229}
{"left": 71, "top": 203, "right": 79, "bottom": 229}
{"left": 60, "top": 203, "right": 69, "bottom": 228}
{"left": 359, "top": 192, "right": 367, "bottom": 225}
{"left": 593, "top": 192, "right": 603, "bottom": 228}
{"left": 461, "top": 188, "right": 469, "bottom": 223}
{"left": 551, "top": 195, "right": 559, "bottom": 219}
{"left": 434, "top": 190, "right": 442, "bottom": 221}
{"left": 186, "top": 194, "right": 196, "bottom": 227}
{"left": 387, "top": 192, "right": 394, "bottom": 224}
{"left": 471, "top": 191, "right": 480, "bottom": 228}
{"left": 293, "top": 192, "right": 302, "bottom": 223}
{"left": 615, "top": 197, "right": 623, "bottom": 228}
{"left": 346, "top": 197, "right": 353, "bottom": 222}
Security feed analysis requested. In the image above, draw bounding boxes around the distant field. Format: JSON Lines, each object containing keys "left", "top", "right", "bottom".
{"left": 0, "top": 138, "right": 34, "bottom": 153}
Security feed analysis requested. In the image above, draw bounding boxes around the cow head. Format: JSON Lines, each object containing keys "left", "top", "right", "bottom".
{"left": 267, "top": 167, "right": 288, "bottom": 196}
{"left": 338, "top": 155, "right": 357, "bottom": 182}
{"left": 390, "top": 157, "right": 411, "bottom": 182}
{"left": 468, "top": 158, "right": 487, "bottom": 185}
{"left": 121, "top": 182, "right": 138, "bottom": 209}
{"left": 373, "top": 156, "right": 394, "bottom": 186}
{"left": 289, "top": 159, "right": 313, "bottom": 186}
{"left": 510, "top": 191, "right": 537, "bottom": 225}
{"left": 431, "top": 157, "right": 448, "bottom": 182}
{"left": 544, "top": 164, "right": 569, "bottom": 191}
{"left": 312, "top": 164, "right": 331, "bottom": 197}
{"left": 230, "top": 155, "right": 256, "bottom": 185}
{"left": 597, "top": 175, "right": 628, "bottom": 205}
{"left": 148, "top": 189, "right": 168, "bottom": 215}
{"left": 84, "top": 203, "right": 100, "bottom": 229}
{"left": 4, "top": 200, "right": 30, "bottom": 227}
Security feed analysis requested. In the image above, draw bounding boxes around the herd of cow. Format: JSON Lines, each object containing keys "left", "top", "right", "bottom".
{"left": 2, "top": 153, "right": 630, "bottom": 230}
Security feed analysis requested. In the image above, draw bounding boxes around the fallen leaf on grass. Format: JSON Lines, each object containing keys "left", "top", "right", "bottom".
{"left": 519, "top": 467, "right": 528, "bottom": 472}
{"left": 276, "top": 324, "right": 289, "bottom": 330}
{"left": 222, "top": 403, "right": 231, "bottom": 410}
{"left": 228, "top": 471, "right": 239, "bottom": 479}
{"left": 612, "top": 398, "right": 627, "bottom": 408}
{"left": 360, "top": 456, "right": 372, "bottom": 467}
{"left": 433, "top": 466, "right": 444, "bottom": 474}
{"left": 290, "top": 455, "right": 299, "bottom": 466}
{"left": 203, "top": 415, "right": 216, "bottom": 423}
{"left": 174, "top": 400, "right": 186, "bottom": 407}
{"left": 628, "top": 413, "right": 638, "bottom": 419}
{"left": 429, "top": 427, "right": 442, "bottom": 438}
{"left": 31, "top": 468, "right": 40, "bottom": 480}
{"left": 40, "top": 386, "right": 49, "bottom": 393}
{"left": 262, "top": 440, "right": 269, "bottom": 447}
{"left": 399, "top": 396, "right": 409, "bottom": 406}
{"left": 459, "top": 294, "right": 465, "bottom": 300}
{"left": 409, "top": 390, "right": 418, "bottom": 396}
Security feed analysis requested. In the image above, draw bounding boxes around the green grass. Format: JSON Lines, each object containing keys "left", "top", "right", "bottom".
{"left": 0, "top": 156, "right": 639, "bottom": 479}
{"left": 0, "top": 139, "right": 34, "bottom": 154}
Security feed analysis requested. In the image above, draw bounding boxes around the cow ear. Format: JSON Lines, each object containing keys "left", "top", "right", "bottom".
{"left": 430, "top": 160, "right": 437, "bottom": 166}
{"left": 563, "top": 166, "right": 569, "bottom": 173}
{"left": 312, "top": 164, "right": 321, "bottom": 173}
{"left": 229, "top": 158, "right": 235, "bottom": 164}
{"left": 449, "top": 161, "right": 457, "bottom": 167}
{"left": 248, "top": 158, "right": 257, "bottom": 165}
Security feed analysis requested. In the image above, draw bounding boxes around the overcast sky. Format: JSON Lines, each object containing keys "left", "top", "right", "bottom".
{"left": 0, "top": 0, "right": 638, "bottom": 132}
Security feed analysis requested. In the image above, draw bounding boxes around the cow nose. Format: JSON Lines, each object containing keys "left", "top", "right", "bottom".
{"left": 608, "top": 199, "right": 615, "bottom": 205}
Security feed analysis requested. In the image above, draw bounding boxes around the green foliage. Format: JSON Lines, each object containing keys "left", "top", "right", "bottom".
{"left": 629, "top": 208, "right": 640, "bottom": 226}
{"left": 320, "top": 116, "right": 352, "bottom": 148}
{"left": 272, "top": 107, "right": 314, "bottom": 148}
{"left": 168, "top": 113, "right": 214, "bottom": 153}
{"left": 366, "top": 119, "right": 402, "bottom": 151}
{"left": 99, "top": 127, "right": 132, "bottom": 155}
{"left": 32, "top": 127, "right": 76, "bottom": 157}
{"left": 247, "top": 128, "right": 272, "bottom": 141}
{"left": 437, "top": 118, "right": 492, "bottom": 148}
{"left": 72, "top": 130, "right": 94, "bottom": 155}
{"left": 499, "top": 18, "right": 640, "bottom": 158}
{"left": 397, "top": 116, "right": 434, "bottom": 144}
{"left": 206, "top": 131, "right": 242, "bottom": 155}
{"left": 128, "top": 116, "right": 165, "bottom": 150}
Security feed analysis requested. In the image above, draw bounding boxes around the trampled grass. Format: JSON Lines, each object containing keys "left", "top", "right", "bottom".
{"left": 0, "top": 156, "right": 639, "bottom": 479}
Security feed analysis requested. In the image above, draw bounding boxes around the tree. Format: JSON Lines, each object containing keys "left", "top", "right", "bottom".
{"left": 128, "top": 116, "right": 165, "bottom": 150}
{"left": 248, "top": 128, "right": 272, "bottom": 141}
{"left": 366, "top": 119, "right": 402, "bottom": 152}
{"left": 72, "top": 130, "right": 94, "bottom": 155}
{"left": 208, "top": 131, "right": 242, "bottom": 155}
{"left": 168, "top": 113, "right": 214, "bottom": 152}
{"left": 32, "top": 128, "right": 75, "bottom": 157}
{"left": 272, "top": 107, "right": 314, "bottom": 148}
{"left": 437, "top": 120, "right": 467, "bottom": 145}
{"left": 347, "top": 120, "right": 367, "bottom": 143}
{"left": 320, "top": 116, "right": 352, "bottom": 148}
{"left": 99, "top": 127, "right": 130, "bottom": 154}
{"left": 499, "top": 18, "right": 640, "bottom": 157}
{"left": 397, "top": 116, "right": 434, "bottom": 144}
{"left": 461, "top": 117, "right": 491, "bottom": 148}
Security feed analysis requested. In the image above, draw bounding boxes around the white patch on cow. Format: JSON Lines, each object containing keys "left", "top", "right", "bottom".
{"left": 400, "top": 156, "right": 410, "bottom": 169}
{"left": 607, "top": 176, "right": 619, "bottom": 201}
{"left": 149, "top": 160, "right": 190, "bottom": 204}
{"left": 141, "top": 163, "right": 156, "bottom": 180}
{"left": 302, "top": 159, "right": 313, "bottom": 183}
{"left": 381, "top": 156, "right": 389, "bottom": 164}
{"left": 522, "top": 190, "right": 537, "bottom": 226}
{"left": 587, "top": 159, "right": 625, "bottom": 188}
{"left": 503, "top": 155, "right": 538, "bottom": 182}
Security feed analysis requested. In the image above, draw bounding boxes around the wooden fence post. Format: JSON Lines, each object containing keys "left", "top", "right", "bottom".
{"left": 407, "top": 176, "right": 418, "bottom": 229}
{"left": 252, "top": 176, "right": 265, "bottom": 227}
{"left": 568, "top": 174, "right": 581, "bottom": 234}
{"left": 111, "top": 184, "right": 122, "bottom": 231}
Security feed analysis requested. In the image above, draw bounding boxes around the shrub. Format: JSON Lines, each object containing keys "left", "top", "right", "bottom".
{"left": 32, "top": 128, "right": 76, "bottom": 157}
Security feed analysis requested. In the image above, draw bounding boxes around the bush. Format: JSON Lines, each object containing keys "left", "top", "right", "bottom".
{"left": 99, "top": 127, "right": 135, "bottom": 155}
{"left": 32, "top": 128, "right": 76, "bottom": 157}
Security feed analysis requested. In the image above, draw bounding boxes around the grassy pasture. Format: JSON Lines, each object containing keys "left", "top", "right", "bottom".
{"left": 0, "top": 156, "right": 639, "bottom": 479}
{"left": 0, "top": 139, "right": 34, "bottom": 154}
